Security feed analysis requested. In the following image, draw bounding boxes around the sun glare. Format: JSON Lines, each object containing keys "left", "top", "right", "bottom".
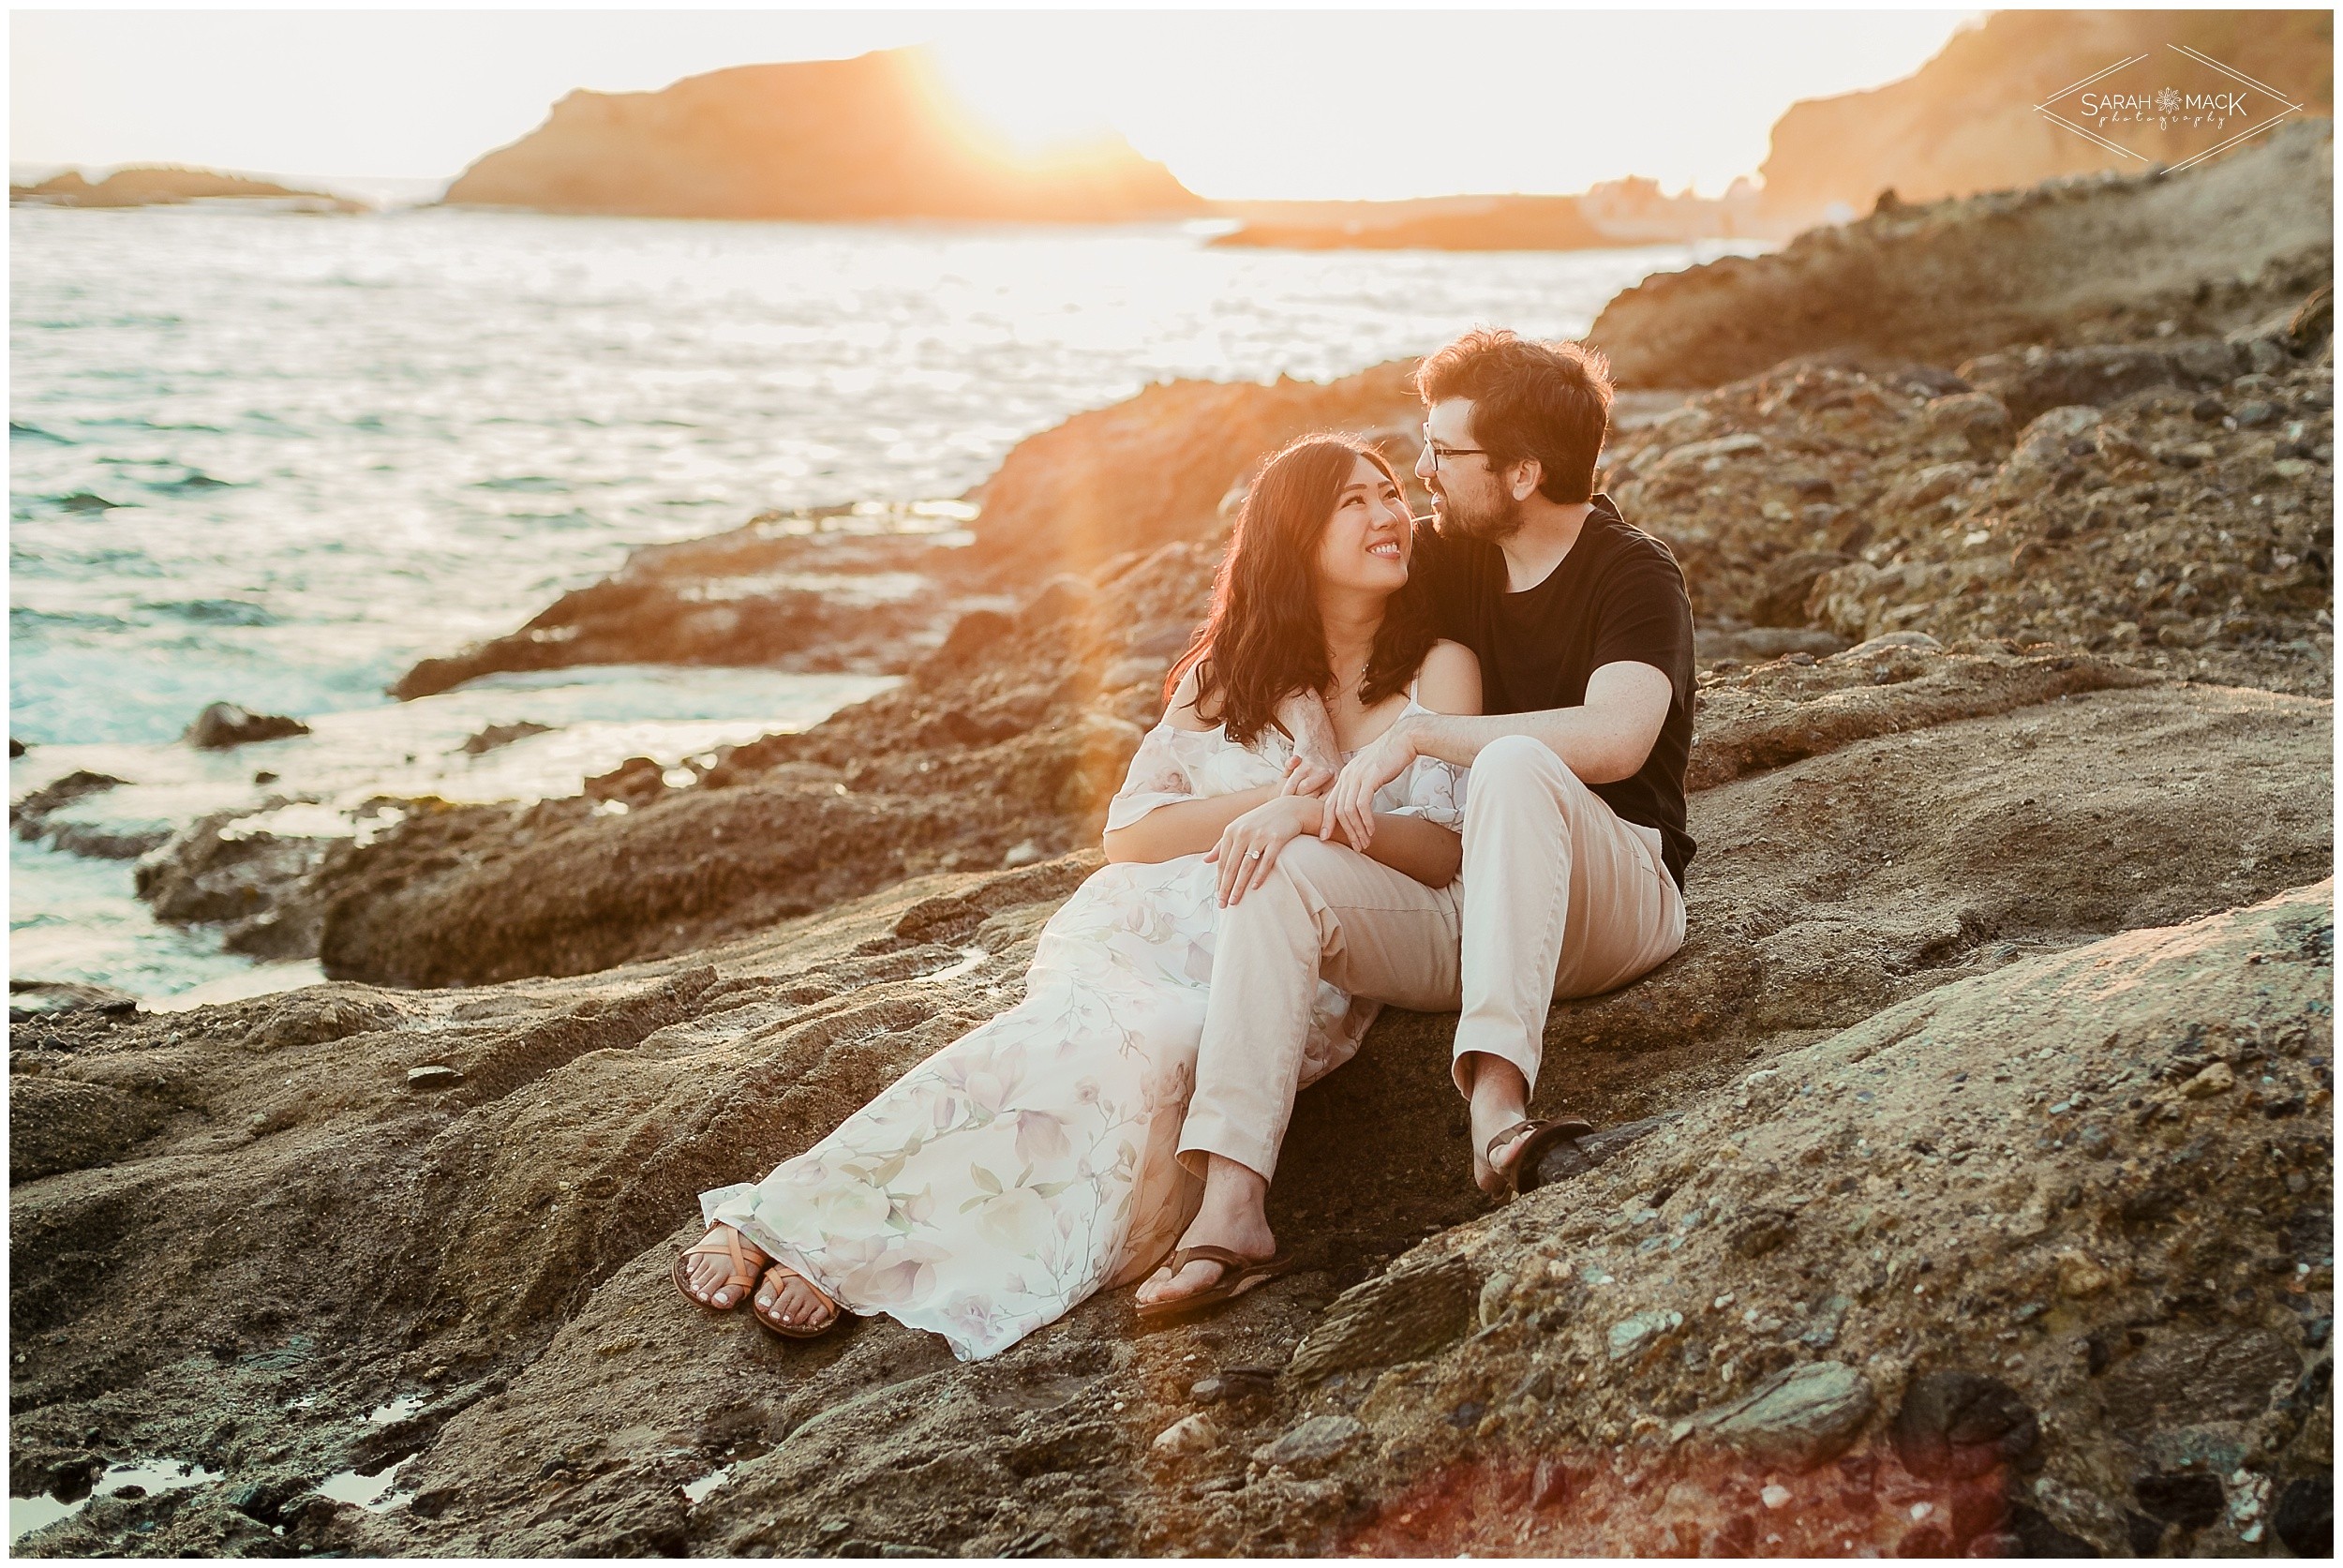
{"left": 927, "top": 37, "right": 1121, "bottom": 157}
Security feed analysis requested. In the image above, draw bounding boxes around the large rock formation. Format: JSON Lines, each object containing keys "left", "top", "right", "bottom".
{"left": 1757, "top": 9, "right": 2334, "bottom": 230}
{"left": 7, "top": 684, "right": 2328, "bottom": 1553}
{"left": 958, "top": 360, "right": 1428, "bottom": 586}
{"left": 1592, "top": 119, "right": 2333, "bottom": 389}
{"left": 440, "top": 48, "right": 1202, "bottom": 223}
{"left": 388, "top": 521, "right": 956, "bottom": 701}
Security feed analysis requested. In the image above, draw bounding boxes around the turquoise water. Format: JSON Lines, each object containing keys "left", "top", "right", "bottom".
{"left": 10, "top": 204, "right": 1759, "bottom": 995}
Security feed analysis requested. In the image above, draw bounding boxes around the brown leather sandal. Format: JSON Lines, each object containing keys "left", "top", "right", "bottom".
{"left": 673, "top": 1224, "right": 765, "bottom": 1312}
{"left": 751, "top": 1262, "right": 840, "bottom": 1339}
{"left": 1134, "top": 1244, "right": 1296, "bottom": 1322}
{"left": 1487, "top": 1117, "right": 1596, "bottom": 1196}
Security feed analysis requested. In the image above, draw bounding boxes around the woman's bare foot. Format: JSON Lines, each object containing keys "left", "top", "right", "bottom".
{"left": 753, "top": 1264, "right": 839, "bottom": 1334}
{"left": 678, "top": 1224, "right": 769, "bottom": 1309}
{"left": 1135, "top": 1155, "right": 1276, "bottom": 1309}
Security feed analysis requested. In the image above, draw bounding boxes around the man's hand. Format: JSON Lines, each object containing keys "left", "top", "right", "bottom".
{"left": 1204, "top": 795, "right": 1315, "bottom": 907}
{"left": 1323, "top": 718, "right": 1419, "bottom": 849}
{"left": 1278, "top": 753, "right": 1336, "bottom": 799}
{"left": 1274, "top": 689, "right": 1341, "bottom": 790}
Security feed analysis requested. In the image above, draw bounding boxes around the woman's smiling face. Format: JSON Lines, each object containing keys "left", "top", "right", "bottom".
{"left": 1314, "top": 452, "right": 1412, "bottom": 596}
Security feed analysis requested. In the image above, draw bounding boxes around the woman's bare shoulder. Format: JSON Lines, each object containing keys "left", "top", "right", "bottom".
{"left": 1415, "top": 639, "right": 1483, "bottom": 716}
{"left": 1163, "top": 661, "right": 1219, "bottom": 731}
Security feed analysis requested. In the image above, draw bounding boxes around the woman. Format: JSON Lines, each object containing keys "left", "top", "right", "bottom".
{"left": 674, "top": 434, "right": 1481, "bottom": 1362}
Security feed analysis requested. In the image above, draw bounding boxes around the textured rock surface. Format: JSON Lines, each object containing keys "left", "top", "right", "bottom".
{"left": 8, "top": 858, "right": 2324, "bottom": 1556}
{"left": 7, "top": 662, "right": 2329, "bottom": 1554}
{"left": 1601, "top": 336, "right": 2333, "bottom": 699}
{"left": 1592, "top": 120, "right": 2332, "bottom": 390}
{"left": 390, "top": 522, "right": 955, "bottom": 700}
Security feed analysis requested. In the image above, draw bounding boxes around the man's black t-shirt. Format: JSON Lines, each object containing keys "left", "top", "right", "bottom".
{"left": 1411, "top": 495, "right": 1697, "bottom": 888}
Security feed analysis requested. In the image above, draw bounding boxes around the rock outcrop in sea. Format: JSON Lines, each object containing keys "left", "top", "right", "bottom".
{"left": 9, "top": 167, "right": 366, "bottom": 213}
{"left": 1209, "top": 196, "right": 1630, "bottom": 254}
{"left": 440, "top": 47, "right": 1202, "bottom": 223}
{"left": 9, "top": 115, "right": 2334, "bottom": 1560}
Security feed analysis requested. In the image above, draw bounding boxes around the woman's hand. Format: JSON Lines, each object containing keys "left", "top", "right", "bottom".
{"left": 1204, "top": 794, "right": 1318, "bottom": 907}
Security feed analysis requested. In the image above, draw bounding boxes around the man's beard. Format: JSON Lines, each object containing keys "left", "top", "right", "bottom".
{"left": 1436, "top": 485, "right": 1525, "bottom": 545}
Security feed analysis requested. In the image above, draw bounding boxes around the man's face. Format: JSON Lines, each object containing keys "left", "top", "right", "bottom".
{"left": 1417, "top": 396, "right": 1521, "bottom": 545}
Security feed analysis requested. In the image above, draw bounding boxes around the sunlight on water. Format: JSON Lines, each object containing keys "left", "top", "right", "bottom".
{"left": 367, "top": 1393, "right": 428, "bottom": 1426}
{"left": 681, "top": 1464, "right": 734, "bottom": 1505}
{"left": 11, "top": 203, "right": 1763, "bottom": 995}
{"left": 8, "top": 1459, "right": 222, "bottom": 1546}
{"left": 312, "top": 1458, "right": 413, "bottom": 1513}
{"left": 12, "top": 205, "right": 1754, "bottom": 748}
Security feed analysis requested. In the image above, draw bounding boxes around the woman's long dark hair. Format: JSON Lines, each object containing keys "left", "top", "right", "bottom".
{"left": 1165, "top": 434, "right": 1440, "bottom": 747}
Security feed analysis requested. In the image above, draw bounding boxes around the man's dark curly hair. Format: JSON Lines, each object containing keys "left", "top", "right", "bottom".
{"left": 1416, "top": 328, "right": 1613, "bottom": 504}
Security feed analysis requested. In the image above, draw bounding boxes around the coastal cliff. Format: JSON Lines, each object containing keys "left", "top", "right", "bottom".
{"left": 9, "top": 97, "right": 2336, "bottom": 1560}
{"left": 440, "top": 48, "right": 1202, "bottom": 223}
{"left": 1757, "top": 8, "right": 2335, "bottom": 229}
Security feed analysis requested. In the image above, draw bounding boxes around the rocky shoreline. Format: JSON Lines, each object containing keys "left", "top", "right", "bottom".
{"left": 9, "top": 124, "right": 2335, "bottom": 1558}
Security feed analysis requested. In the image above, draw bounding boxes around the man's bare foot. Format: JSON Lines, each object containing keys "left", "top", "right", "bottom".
{"left": 1464, "top": 1053, "right": 1534, "bottom": 1195}
{"left": 679, "top": 1224, "right": 769, "bottom": 1309}
{"left": 754, "top": 1264, "right": 838, "bottom": 1334}
{"left": 1135, "top": 1154, "right": 1276, "bottom": 1309}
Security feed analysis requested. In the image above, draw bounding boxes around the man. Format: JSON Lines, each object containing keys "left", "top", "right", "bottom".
{"left": 1137, "top": 328, "right": 1694, "bottom": 1314}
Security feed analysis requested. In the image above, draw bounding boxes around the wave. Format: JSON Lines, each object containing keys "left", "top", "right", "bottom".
{"left": 72, "top": 416, "right": 228, "bottom": 435}
{"left": 49, "top": 491, "right": 129, "bottom": 513}
{"left": 9, "top": 421, "right": 72, "bottom": 444}
{"left": 10, "top": 605, "right": 133, "bottom": 633}
{"left": 137, "top": 598, "right": 277, "bottom": 627}
{"left": 143, "top": 470, "right": 236, "bottom": 493}
{"left": 470, "top": 475, "right": 571, "bottom": 493}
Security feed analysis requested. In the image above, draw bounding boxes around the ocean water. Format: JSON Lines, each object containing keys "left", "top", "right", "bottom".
{"left": 10, "top": 204, "right": 1760, "bottom": 998}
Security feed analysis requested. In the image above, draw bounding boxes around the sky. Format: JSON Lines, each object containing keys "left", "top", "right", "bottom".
{"left": 10, "top": 7, "right": 1980, "bottom": 203}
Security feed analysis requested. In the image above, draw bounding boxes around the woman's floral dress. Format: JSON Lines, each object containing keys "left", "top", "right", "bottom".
{"left": 699, "top": 699, "right": 1466, "bottom": 1361}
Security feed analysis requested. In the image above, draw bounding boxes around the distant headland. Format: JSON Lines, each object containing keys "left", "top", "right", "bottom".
{"left": 9, "top": 166, "right": 366, "bottom": 212}
{"left": 440, "top": 47, "right": 1202, "bottom": 223}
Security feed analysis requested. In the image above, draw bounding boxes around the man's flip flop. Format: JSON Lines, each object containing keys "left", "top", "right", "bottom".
{"left": 672, "top": 1225, "right": 762, "bottom": 1312}
{"left": 1134, "top": 1245, "right": 1296, "bottom": 1322}
{"left": 1487, "top": 1117, "right": 1597, "bottom": 1196}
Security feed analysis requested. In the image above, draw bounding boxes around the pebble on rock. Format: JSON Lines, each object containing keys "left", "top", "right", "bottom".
{"left": 1699, "top": 1360, "right": 1877, "bottom": 1471}
{"left": 1150, "top": 1412, "right": 1217, "bottom": 1456}
{"left": 1251, "top": 1414, "right": 1365, "bottom": 1472}
{"left": 1891, "top": 1371, "right": 2040, "bottom": 1481}
{"left": 2273, "top": 1475, "right": 2333, "bottom": 1557}
{"left": 2182, "top": 1062, "right": 2235, "bottom": 1098}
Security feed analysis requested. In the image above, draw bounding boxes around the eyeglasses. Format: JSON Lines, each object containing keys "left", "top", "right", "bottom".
{"left": 1421, "top": 425, "right": 1488, "bottom": 468}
